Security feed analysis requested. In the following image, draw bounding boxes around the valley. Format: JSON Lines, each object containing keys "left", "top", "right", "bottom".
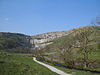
{"left": 0, "top": 26, "right": 100, "bottom": 75}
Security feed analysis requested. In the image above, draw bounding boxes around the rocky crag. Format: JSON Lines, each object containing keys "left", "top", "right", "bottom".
{"left": 31, "top": 29, "right": 76, "bottom": 49}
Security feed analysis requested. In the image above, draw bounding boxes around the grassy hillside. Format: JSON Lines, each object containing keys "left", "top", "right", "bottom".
{"left": 0, "top": 52, "right": 58, "bottom": 75}
{"left": 39, "top": 26, "right": 100, "bottom": 72}
{"left": 43, "top": 26, "right": 100, "bottom": 54}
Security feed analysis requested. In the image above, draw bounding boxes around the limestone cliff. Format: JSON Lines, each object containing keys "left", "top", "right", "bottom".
{"left": 31, "top": 29, "right": 76, "bottom": 49}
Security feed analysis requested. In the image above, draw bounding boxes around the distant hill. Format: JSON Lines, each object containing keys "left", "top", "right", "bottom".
{"left": 0, "top": 32, "right": 32, "bottom": 52}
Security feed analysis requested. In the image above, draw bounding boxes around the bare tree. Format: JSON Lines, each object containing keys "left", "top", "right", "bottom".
{"left": 75, "top": 26, "right": 95, "bottom": 68}
{"left": 57, "top": 36, "right": 76, "bottom": 68}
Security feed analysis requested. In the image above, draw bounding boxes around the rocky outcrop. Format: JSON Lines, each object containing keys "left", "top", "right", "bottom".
{"left": 31, "top": 29, "right": 76, "bottom": 49}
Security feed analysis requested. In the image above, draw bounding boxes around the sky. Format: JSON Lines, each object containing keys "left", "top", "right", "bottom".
{"left": 0, "top": 0, "right": 100, "bottom": 35}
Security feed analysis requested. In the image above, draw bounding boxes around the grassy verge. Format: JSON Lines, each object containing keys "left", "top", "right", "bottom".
{"left": 0, "top": 52, "right": 58, "bottom": 75}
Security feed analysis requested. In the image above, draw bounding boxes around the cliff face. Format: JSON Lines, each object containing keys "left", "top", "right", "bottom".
{"left": 31, "top": 29, "right": 76, "bottom": 49}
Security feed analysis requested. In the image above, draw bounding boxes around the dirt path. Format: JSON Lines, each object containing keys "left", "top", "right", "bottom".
{"left": 33, "top": 57, "right": 71, "bottom": 75}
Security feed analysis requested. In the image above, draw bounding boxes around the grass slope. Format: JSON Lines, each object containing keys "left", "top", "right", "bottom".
{"left": 42, "top": 26, "right": 100, "bottom": 72}
{"left": 0, "top": 52, "right": 58, "bottom": 75}
{"left": 44, "top": 26, "right": 100, "bottom": 58}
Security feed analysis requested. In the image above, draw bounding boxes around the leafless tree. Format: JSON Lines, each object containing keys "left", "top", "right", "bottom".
{"left": 57, "top": 36, "right": 76, "bottom": 67}
{"left": 75, "top": 26, "right": 95, "bottom": 68}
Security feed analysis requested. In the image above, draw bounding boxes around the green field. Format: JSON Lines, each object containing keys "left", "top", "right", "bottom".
{"left": 0, "top": 52, "right": 58, "bottom": 75}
